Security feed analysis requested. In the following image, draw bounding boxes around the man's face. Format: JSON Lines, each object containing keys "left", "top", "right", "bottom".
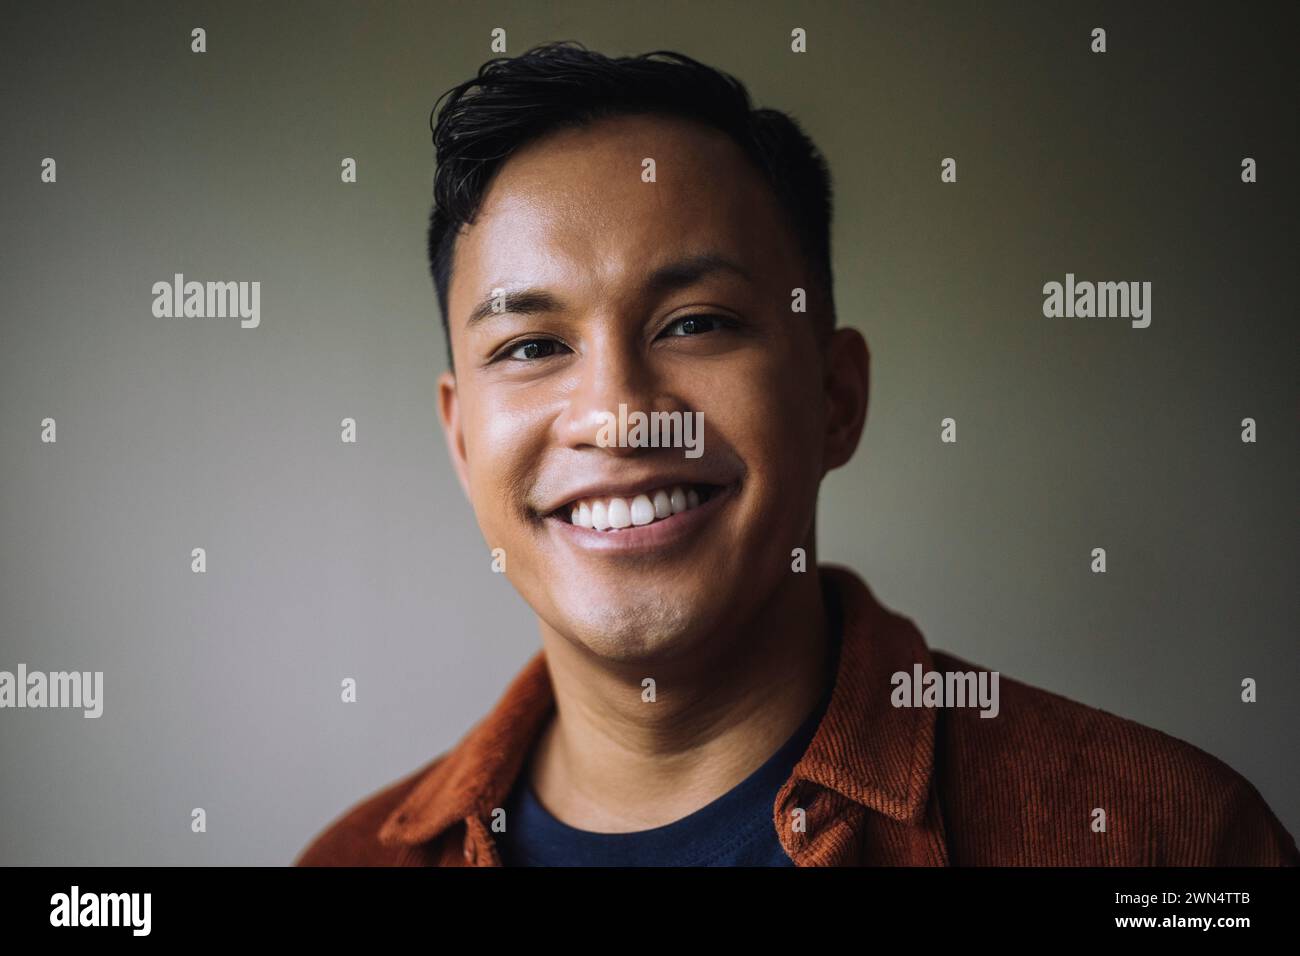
{"left": 439, "top": 113, "right": 862, "bottom": 663}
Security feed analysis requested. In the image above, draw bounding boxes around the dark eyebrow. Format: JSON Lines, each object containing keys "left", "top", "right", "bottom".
{"left": 464, "top": 252, "right": 752, "bottom": 329}
{"left": 465, "top": 288, "right": 562, "bottom": 328}
{"left": 640, "top": 251, "right": 753, "bottom": 297}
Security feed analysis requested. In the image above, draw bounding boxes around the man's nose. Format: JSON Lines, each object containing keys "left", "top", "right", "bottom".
{"left": 557, "top": 336, "right": 660, "bottom": 452}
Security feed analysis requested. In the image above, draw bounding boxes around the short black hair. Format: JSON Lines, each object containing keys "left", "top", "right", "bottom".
{"left": 426, "top": 40, "right": 835, "bottom": 368}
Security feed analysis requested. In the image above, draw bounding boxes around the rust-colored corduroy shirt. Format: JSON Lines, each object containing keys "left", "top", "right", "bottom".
{"left": 295, "top": 566, "right": 1298, "bottom": 866}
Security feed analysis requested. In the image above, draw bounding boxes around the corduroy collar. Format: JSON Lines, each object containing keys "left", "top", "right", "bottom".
{"left": 377, "top": 564, "right": 938, "bottom": 848}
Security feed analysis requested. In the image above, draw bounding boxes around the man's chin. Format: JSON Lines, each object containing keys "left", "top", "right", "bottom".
{"left": 543, "top": 594, "right": 722, "bottom": 665}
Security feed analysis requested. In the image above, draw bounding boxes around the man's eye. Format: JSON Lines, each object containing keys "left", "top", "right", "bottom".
{"left": 662, "top": 314, "right": 724, "bottom": 337}
{"left": 505, "top": 339, "right": 563, "bottom": 361}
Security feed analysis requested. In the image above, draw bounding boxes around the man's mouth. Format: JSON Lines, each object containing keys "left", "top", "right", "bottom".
{"left": 552, "top": 483, "right": 723, "bottom": 532}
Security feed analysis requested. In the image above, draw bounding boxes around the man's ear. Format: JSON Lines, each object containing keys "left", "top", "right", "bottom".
{"left": 437, "top": 370, "right": 472, "bottom": 500}
{"left": 821, "top": 326, "right": 870, "bottom": 475}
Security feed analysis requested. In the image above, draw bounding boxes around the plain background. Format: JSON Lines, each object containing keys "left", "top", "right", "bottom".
{"left": 1, "top": 0, "right": 1295, "bottom": 864}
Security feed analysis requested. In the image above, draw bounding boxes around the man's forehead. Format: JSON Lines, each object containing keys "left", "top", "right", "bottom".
{"left": 492, "top": 112, "right": 742, "bottom": 191}
{"left": 450, "top": 116, "right": 776, "bottom": 314}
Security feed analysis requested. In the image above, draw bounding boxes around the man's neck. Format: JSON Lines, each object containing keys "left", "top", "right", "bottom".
{"left": 524, "top": 569, "right": 833, "bottom": 833}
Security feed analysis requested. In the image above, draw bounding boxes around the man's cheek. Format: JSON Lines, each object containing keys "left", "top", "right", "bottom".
{"left": 466, "top": 403, "right": 528, "bottom": 483}
{"left": 472, "top": 399, "right": 525, "bottom": 453}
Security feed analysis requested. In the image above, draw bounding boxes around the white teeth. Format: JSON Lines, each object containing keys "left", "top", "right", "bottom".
{"left": 566, "top": 483, "right": 716, "bottom": 531}
{"left": 630, "top": 494, "right": 655, "bottom": 526}
{"left": 607, "top": 497, "right": 632, "bottom": 529}
{"left": 652, "top": 489, "right": 671, "bottom": 519}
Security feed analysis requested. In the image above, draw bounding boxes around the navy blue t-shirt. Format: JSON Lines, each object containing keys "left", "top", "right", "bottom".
{"left": 496, "top": 605, "right": 842, "bottom": 867}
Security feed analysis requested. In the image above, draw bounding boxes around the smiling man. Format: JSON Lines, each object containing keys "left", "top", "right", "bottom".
{"left": 295, "top": 42, "right": 1297, "bottom": 867}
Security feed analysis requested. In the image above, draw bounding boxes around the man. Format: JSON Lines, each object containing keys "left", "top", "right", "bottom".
{"left": 296, "top": 42, "right": 1297, "bottom": 866}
